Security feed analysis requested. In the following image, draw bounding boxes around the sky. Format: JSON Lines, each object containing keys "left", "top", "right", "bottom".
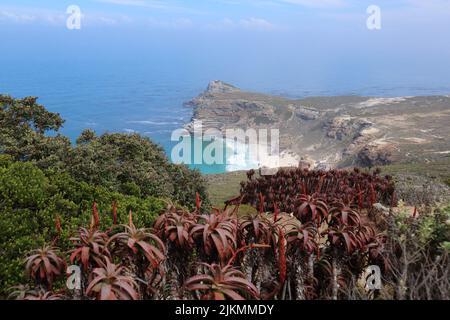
{"left": 0, "top": 0, "right": 449, "bottom": 150}
{"left": 0, "top": 0, "right": 449, "bottom": 92}
{"left": 0, "top": 1, "right": 449, "bottom": 55}
{"left": 1, "top": 0, "right": 450, "bottom": 34}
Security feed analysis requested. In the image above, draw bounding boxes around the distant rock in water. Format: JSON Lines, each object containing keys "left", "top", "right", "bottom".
{"left": 185, "top": 81, "right": 450, "bottom": 169}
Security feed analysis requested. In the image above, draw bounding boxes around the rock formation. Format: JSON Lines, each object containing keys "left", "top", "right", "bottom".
{"left": 185, "top": 81, "right": 450, "bottom": 169}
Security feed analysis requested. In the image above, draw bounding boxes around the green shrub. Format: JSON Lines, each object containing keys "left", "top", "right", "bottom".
{"left": 1, "top": 96, "right": 210, "bottom": 210}
{"left": 0, "top": 161, "right": 165, "bottom": 295}
{"left": 0, "top": 162, "right": 49, "bottom": 208}
{"left": 68, "top": 132, "right": 209, "bottom": 209}
{"left": 0, "top": 154, "right": 13, "bottom": 168}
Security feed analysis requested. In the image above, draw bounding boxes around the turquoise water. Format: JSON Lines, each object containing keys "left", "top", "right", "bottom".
{"left": 171, "top": 137, "right": 261, "bottom": 174}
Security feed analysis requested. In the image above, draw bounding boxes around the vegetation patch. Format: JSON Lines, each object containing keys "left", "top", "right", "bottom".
{"left": 6, "top": 170, "right": 450, "bottom": 300}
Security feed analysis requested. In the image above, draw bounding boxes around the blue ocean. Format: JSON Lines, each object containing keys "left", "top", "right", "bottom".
{"left": 1, "top": 25, "right": 449, "bottom": 174}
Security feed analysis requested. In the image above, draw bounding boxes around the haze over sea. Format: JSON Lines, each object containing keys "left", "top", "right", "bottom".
{"left": 1, "top": 1, "right": 449, "bottom": 173}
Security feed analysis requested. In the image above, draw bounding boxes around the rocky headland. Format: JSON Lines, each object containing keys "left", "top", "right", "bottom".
{"left": 185, "top": 80, "right": 450, "bottom": 169}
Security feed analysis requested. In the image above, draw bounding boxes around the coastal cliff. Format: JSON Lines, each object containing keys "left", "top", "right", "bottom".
{"left": 186, "top": 81, "right": 450, "bottom": 169}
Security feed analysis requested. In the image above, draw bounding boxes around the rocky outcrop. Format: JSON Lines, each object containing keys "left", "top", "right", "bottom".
{"left": 357, "top": 142, "right": 399, "bottom": 167}
{"left": 206, "top": 80, "right": 240, "bottom": 94}
{"left": 324, "top": 116, "right": 373, "bottom": 140}
{"left": 295, "top": 106, "right": 321, "bottom": 121}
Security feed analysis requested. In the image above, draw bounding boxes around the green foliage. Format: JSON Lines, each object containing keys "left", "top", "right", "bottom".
{"left": 394, "top": 202, "right": 450, "bottom": 251}
{"left": 0, "top": 154, "right": 13, "bottom": 167}
{"left": 0, "top": 162, "right": 49, "bottom": 208}
{"left": 0, "top": 95, "right": 211, "bottom": 295}
{"left": 0, "top": 95, "right": 71, "bottom": 169}
{"left": 0, "top": 161, "right": 165, "bottom": 295}
{"left": 76, "top": 128, "right": 96, "bottom": 145}
{"left": 120, "top": 181, "right": 142, "bottom": 197}
{"left": 0, "top": 95, "right": 210, "bottom": 209}
{"left": 430, "top": 205, "right": 450, "bottom": 250}
{"left": 68, "top": 132, "right": 209, "bottom": 209}
{"left": 441, "top": 241, "right": 450, "bottom": 253}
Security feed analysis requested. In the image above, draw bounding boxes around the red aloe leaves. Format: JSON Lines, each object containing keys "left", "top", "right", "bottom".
{"left": 278, "top": 228, "right": 286, "bottom": 287}
{"left": 92, "top": 201, "right": 100, "bottom": 230}
{"left": 112, "top": 201, "right": 118, "bottom": 225}
{"left": 108, "top": 218, "right": 166, "bottom": 269}
{"left": 233, "top": 167, "right": 396, "bottom": 216}
{"left": 86, "top": 258, "right": 139, "bottom": 300}
{"left": 196, "top": 192, "right": 202, "bottom": 211}
{"left": 184, "top": 263, "right": 260, "bottom": 300}
{"left": 258, "top": 193, "right": 265, "bottom": 214}
{"left": 295, "top": 194, "right": 328, "bottom": 225}
{"left": 69, "top": 227, "right": 110, "bottom": 271}
{"left": 239, "top": 213, "right": 272, "bottom": 244}
{"left": 329, "top": 204, "right": 361, "bottom": 227}
{"left": 286, "top": 222, "right": 318, "bottom": 254}
{"left": 24, "top": 246, "right": 65, "bottom": 288}
{"left": 190, "top": 211, "right": 237, "bottom": 262}
{"left": 154, "top": 206, "right": 195, "bottom": 249}
{"left": 327, "top": 226, "right": 359, "bottom": 254}
{"left": 55, "top": 215, "right": 62, "bottom": 235}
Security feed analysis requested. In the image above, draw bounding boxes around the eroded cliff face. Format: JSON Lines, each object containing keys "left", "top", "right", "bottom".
{"left": 185, "top": 81, "right": 450, "bottom": 169}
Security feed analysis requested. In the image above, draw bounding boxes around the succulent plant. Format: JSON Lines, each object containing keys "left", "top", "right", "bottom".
{"left": 86, "top": 258, "right": 139, "bottom": 300}
{"left": 24, "top": 245, "right": 65, "bottom": 288}
{"left": 184, "top": 263, "right": 259, "bottom": 300}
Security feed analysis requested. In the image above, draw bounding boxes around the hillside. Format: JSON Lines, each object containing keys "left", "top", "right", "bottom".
{"left": 187, "top": 81, "right": 450, "bottom": 169}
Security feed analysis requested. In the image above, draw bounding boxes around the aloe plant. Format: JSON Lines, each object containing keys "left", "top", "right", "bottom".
{"left": 328, "top": 203, "right": 361, "bottom": 227}
{"left": 69, "top": 227, "right": 110, "bottom": 271}
{"left": 239, "top": 213, "right": 272, "bottom": 244}
{"left": 286, "top": 222, "right": 318, "bottom": 254}
{"left": 24, "top": 245, "right": 65, "bottom": 289}
{"left": 184, "top": 263, "right": 259, "bottom": 300}
{"left": 295, "top": 194, "right": 329, "bottom": 225}
{"left": 154, "top": 205, "right": 195, "bottom": 249}
{"left": 86, "top": 258, "right": 139, "bottom": 300}
{"left": 108, "top": 211, "right": 166, "bottom": 269}
{"left": 190, "top": 209, "right": 238, "bottom": 262}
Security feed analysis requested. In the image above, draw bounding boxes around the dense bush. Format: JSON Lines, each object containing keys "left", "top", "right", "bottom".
{"left": 68, "top": 131, "right": 209, "bottom": 209}
{"left": 0, "top": 160, "right": 165, "bottom": 295}
{"left": 380, "top": 203, "right": 450, "bottom": 299}
{"left": 0, "top": 94, "right": 209, "bottom": 296}
{"left": 0, "top": 95, "right": 210, "bottom": 209}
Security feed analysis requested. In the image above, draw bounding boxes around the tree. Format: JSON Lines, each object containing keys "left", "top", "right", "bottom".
{"left": 0, "top": 95, "right": 210, "bottom": 209}
{"left": 0, "top": 95, "right": 70, "bottom": 169}
{"left": 68, "top": 132, "right": 209, "bottom": 209}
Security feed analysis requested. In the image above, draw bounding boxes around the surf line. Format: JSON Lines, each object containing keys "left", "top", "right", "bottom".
{"left": 170, "top": 120, "right": 280, "bottom": 169}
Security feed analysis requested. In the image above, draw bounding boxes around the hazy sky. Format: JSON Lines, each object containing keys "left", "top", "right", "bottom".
{"left": 1, "top": 0, "right": 449, "bottom": 32}
{"left": 1, "top": 1, "right": 449, "bottom": 94}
